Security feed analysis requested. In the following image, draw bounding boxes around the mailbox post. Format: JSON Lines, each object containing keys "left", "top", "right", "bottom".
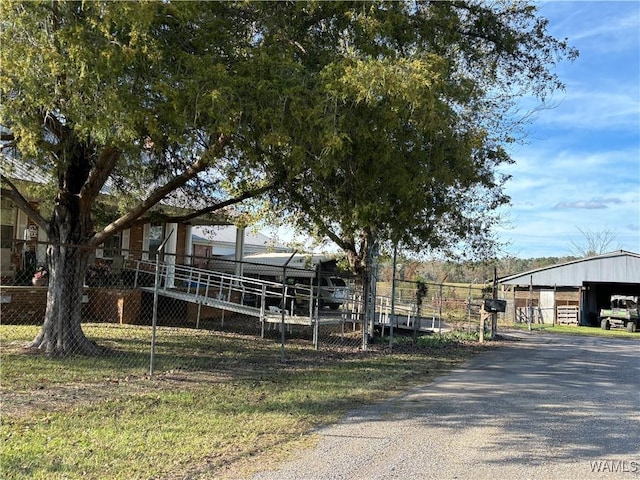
{"left": 480, "top": 299, "right": 506, "bottom": 343}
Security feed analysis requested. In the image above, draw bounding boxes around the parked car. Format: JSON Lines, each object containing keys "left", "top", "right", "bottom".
{"left": 295, "top": 275, "right": 349, "bottom": 310}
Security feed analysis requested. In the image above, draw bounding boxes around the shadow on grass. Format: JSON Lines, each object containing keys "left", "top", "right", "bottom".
{"left": 2, "top": 321, "right": 476, "bottom": 384}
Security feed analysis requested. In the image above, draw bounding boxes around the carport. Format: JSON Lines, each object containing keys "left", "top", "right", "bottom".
{"left": 498, "top": 250, "right": 640, "bottom": 326}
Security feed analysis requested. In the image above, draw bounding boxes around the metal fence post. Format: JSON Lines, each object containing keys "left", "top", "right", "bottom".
{"left": 438, "top": 282, "right": 443, "bottom": 334}
{"left": 280, "top": 251, "right": 296, "bottom": 363}
{"left": 389, "top": 244, "right": 397, "bottom": 351}
{"left": 150, "top": 230, "right": 174, "bottom": 377}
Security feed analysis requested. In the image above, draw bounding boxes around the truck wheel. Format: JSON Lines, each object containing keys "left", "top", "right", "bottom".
{"left": 601, "top": 319, "right": 610, "bottom": 330}
{"left": 626, "top": 322, "right": 637, "bottom": 333}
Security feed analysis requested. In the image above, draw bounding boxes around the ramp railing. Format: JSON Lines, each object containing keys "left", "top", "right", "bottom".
{"left": 129, "top": 258, "right": 318, "bottom": 324}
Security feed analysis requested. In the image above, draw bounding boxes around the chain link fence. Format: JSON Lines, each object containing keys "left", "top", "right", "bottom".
{"left": 1, "top": 241, "right": 368, "bottom": 373}
{"left": 1, "top": 240, "right": 505, "bottom": 375}
{"left": 379, "top": 279, "right": 498, "bottom": 335}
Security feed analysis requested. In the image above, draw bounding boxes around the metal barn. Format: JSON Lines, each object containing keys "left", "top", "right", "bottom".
{"left": 498, "top": 250, "right": 640, "bottom": 326}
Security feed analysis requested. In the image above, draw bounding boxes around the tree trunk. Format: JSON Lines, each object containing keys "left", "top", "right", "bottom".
{"left": 28, "top": 141, "right": 101, "bottom": 355}
{"left": 29, "top": 244, "right": 99, "bottom": 356}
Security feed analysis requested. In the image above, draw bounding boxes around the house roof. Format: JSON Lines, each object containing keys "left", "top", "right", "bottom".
{"left": 1, "top": 154, "right": 230, "bottom": 226}
{"left": 1, "top": 154, "right": 51, "bottom": 185}
{"left": 499, "top": 250, "right": 640, "bottom": 287}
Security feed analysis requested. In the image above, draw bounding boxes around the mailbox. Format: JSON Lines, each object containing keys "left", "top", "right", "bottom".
{"left": 483, "top": 299, "right": 506, "bottom": 313}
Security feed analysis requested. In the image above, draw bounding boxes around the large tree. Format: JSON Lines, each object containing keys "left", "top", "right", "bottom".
{"left": 0, "top": 1, "right": 317, "bottom": 355}
{"left": 262, "top": 1, "right": 577, "bottom": 279}
{"left": 568, "top": 227, "right": 620, "bottom": 258}
{"left": 1, "top": 1, "right": 576, "bottom": 355}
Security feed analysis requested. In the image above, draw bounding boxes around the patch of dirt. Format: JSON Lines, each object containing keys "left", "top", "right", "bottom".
{"left": 1, "top": 369, "right": 232, "bottom": 420}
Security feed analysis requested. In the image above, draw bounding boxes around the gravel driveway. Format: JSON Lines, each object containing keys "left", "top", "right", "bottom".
{"left": 253, "top": 331, "right": 640, "bottom": 480}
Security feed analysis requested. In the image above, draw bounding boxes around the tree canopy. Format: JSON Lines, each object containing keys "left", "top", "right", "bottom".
{"left": 1, "top": 1, "right": 306, "bottom": 239}
{"left": 0, "top": 1, "right": 576, "bottom": 354}
{"left": 258, "top": 1, "right": 577, "bottom": 274}
{"left": 0, "top": 1, "right": 326, "bottom": 354}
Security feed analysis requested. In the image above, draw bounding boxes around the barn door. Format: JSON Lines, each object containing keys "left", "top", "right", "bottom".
{"left": 540, "top": 289, "right": 555, "bottom": 324}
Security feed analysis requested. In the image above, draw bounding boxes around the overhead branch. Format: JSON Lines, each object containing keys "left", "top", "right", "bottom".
{"left": 286, "top": 187, "right": 353, "bottom": 253}
{"left": 0, "top": 131, "right": 15, "bottom": 142}
{"left": 158, "top": 182, "right": 276, "bottom": 224}
{"left": 42, "top": 110, "right": 68, "bottom": 142}
{"left": 0, "top": 176, "right": 49, "bottom": 231}
{"left": 321, "top": 224, "right": 352, "bottom": 252}
{"left": 91, "top": 134, "right": 230, "bottom": 246}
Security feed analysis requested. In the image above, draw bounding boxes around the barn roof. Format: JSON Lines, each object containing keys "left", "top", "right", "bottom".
{"left": 499, "top": 250, "right": 640, "bottom": 287}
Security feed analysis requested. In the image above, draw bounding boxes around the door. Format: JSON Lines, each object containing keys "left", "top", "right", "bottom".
{"left": 540, "top": 289, "right": 555, "bottom": 324}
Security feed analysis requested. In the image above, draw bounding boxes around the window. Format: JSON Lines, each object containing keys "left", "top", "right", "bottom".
{"left": 0, "top": 198, "right": 15, "bottom": 249}
{"left": 0, "top": 225, "right": 14, "bottom": 249}
{"left": 148, "top": 225, "right": 163, "bottom": 261}
{"left": 101, "top": 233, "right": 121, "bottom": 258}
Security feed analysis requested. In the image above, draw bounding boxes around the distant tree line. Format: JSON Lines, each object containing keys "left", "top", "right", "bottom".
{"left": 377, "top": 256, "right": 578, "bottom": 285}
{"left": 374, "top": 226, "right": 621, "bottom": 285}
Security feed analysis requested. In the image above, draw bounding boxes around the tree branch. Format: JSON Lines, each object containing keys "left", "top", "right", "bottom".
{"left": 285, "top": 187, "right": 354, "bottom": 253}
{"left": 0, "top": 131, "right": 15, "bottom": 142}
{"left": 0, "top": 175, "right": 49, "bottom": 231}
{"left": 161, "top": 182, "right": 276, "bottom": 224}
{"left": 79, "top": 146, "right": 121, "bottom": 208}
{"left": 42, "top": 110, "right": 68, "bottom": 142}
{"left": 320, "top": 225, "right": 351, "bottom": 252}
{"left": 91, "top": 134, "right": 230, "bottom": 246}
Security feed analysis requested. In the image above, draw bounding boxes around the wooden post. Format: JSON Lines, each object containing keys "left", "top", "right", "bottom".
{"left": 479, "top": 304, "right": 486, "bottom": 343}
{"left": 491, "top": 267, "right": 498, "bottom": 339}
{"left": 553, "top": 284, "right": 557, "bottom": 326}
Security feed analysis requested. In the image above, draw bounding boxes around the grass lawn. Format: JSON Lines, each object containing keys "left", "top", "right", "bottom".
{"left": 505, "top": 322, "right": 640, "bottom": 339}
{"left": 1, "top": 324, "right": 489, "bottom": 480}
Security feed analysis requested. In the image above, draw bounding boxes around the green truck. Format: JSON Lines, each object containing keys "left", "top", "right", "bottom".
{"left": 600, "top": 295, "right": 639, "bottom": 332}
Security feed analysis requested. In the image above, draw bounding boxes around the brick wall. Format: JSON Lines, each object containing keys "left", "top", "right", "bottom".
{"left": 0, "top": 287, "right": 142, "bottom": 325}
{"left": 85, "top": 289, "right": 142, "bottom": 324}
{"left": 176, "top": 225, "right": 186, "bottom": 265}
{"left": 185, "top": 303, "right": 225, "bottom": 323}
{"left": 0, "top": 286, "right": 47, "bottom": 324}
{"left": 128, "top": 225, "right": 144, "bottom": 260}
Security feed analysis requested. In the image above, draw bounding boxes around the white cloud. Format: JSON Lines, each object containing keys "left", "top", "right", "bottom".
{"left": 554, "top": 199, "right": 614, "bottom": 210}
{"left": 541, "top": 1, "right": 640, "bottom": 54}
{"left": 533, "top": 90, "right": 639, "bottom": 131}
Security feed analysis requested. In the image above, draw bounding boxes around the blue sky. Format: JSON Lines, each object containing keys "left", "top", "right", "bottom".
{"left": 496, "top": 1, "right": 640, "bottom": 258}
